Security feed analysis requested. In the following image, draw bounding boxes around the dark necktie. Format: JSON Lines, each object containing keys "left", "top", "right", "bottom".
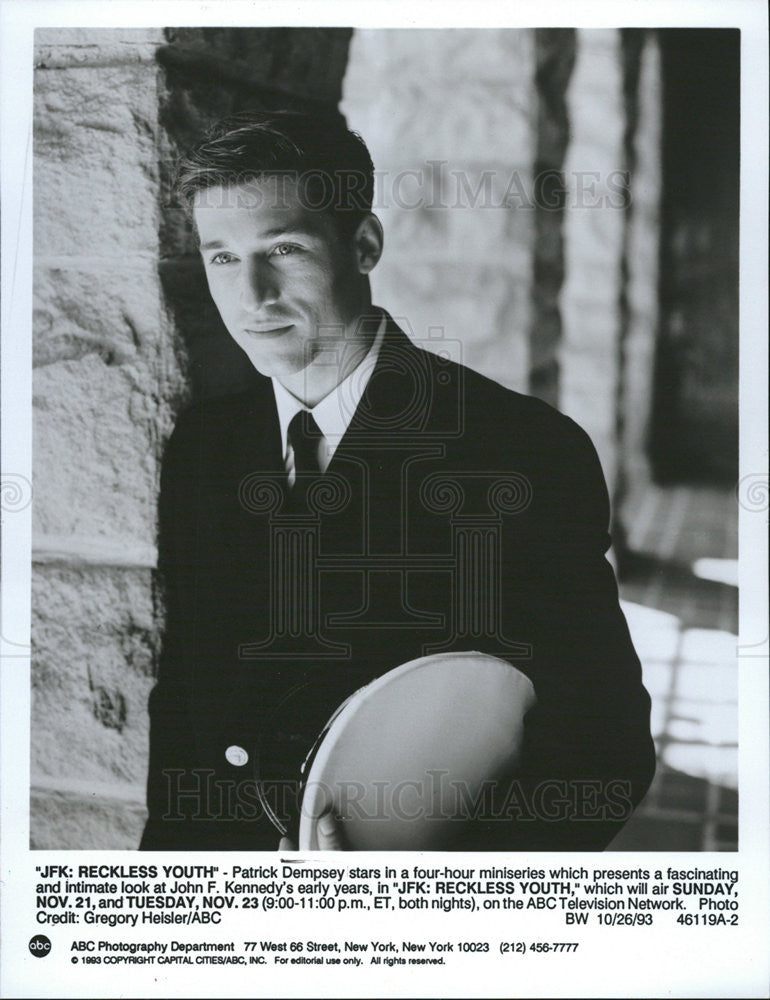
{"left": 287, "top": 410, "right": 323, "bottom": 510}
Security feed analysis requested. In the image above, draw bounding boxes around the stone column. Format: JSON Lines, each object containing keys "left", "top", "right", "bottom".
{"left": 559, "top": 29, "right": 627, "bottom": 497}
{"left": 559, "top": 28, "right": 661, "bottom": 510}
{"left": 33, "top": 28, "right": 174, "bottom": 848}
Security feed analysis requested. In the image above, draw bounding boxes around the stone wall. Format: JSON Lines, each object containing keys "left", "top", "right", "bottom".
{"left": 31, "top": 27, "right": 351, "bottom": 849}
{"left": 342, "top": 29, "right": 537, "bottom": 393}
{"left": 33, "top": 28, "right": 173, "bottom": 849}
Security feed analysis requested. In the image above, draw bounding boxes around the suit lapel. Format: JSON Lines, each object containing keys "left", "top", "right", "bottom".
{"left": 327, "top": 313, "right": 433, "bottom": 471}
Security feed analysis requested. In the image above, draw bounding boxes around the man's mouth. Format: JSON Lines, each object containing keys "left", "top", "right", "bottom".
{"left": 243, "top": 324, "right": 294, "bottom": 338}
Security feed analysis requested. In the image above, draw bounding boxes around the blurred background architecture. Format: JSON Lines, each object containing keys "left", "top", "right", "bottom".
{"left": 30, "top": 27, "right": 740, "bottom": 849}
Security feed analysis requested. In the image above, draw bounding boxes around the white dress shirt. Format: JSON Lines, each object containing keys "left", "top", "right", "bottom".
{"left": 271, "top": 311, "right": 386, "bottom": 485}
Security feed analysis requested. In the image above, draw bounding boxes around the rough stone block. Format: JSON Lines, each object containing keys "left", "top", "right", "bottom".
{"left": 30, "top": 785, "right": 147, "bottom": 851}
{"left": 34, "top": 27, "right": 163, "bottom": 67}
{"left": 33, "top": 356, "right": 158, "bottom": 542}
{"left": 31, "top": 563, "right": 156, "bottom": 788}
{"left": 33, "top": 261, "right": 164, "bottom": 367}
{"left": 34, "top": 62, "right": 160, "bottom": 256}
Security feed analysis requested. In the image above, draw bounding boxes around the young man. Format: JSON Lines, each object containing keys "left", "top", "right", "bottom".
{"left": 140, "top": 110, "right": 655, "bottom": 852}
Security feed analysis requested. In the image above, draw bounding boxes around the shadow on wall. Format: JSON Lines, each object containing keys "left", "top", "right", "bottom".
{"left": 650, "top": 28, "right": 740, "bottom": 485}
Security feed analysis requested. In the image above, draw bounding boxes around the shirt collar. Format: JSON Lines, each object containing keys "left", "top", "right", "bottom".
{"left": 271, "top": 310, "right": 387, "bottom": 468}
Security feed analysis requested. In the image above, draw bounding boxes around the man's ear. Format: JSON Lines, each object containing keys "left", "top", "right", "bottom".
{"left": 353, "top": 213, "right": 384, "bottom": 274}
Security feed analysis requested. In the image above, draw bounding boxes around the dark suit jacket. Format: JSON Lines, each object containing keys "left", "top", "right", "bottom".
{"left": 140, "top": 316, "right": 655, "bottom": 851}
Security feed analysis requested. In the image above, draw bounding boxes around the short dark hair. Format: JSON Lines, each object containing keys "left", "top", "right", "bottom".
{"left": 176, "top": 110, "right": 375, "bottom": 238}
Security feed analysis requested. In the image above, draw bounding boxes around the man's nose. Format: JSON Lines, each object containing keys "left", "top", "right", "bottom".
{"left": 241, "top": 259, "right": 278, "bottom": 311}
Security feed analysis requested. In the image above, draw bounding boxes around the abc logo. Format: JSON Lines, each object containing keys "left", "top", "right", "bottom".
{"left": 29, "top": 934, "right": 52, "bottom": 958}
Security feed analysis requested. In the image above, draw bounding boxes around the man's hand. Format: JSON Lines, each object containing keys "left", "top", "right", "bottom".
{"left": 278, "top": 811, "right": 344, "bottom": 851}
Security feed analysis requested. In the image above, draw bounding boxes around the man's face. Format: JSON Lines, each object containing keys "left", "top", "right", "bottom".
{"left": 193, "top": 176, "right": 365, "bottom": 379}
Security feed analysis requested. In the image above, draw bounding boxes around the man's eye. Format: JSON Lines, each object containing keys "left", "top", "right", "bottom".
{"left": 271, "top": 244, "right": 297, "bottom": 257}
{"left": 210, "top": 252, "right": 237, "bottom": 265}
